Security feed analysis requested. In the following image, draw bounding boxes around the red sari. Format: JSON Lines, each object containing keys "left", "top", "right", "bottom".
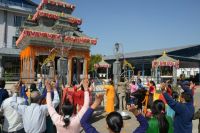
{"left": 62, "top": 86, "right": 77, "bottom": 113}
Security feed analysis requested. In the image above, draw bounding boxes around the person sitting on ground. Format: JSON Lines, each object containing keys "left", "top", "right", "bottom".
{"left": 193, "top": 108, "right": 200, "bottom": 133}
{"left": 46, "top": 79, "right": 90, "bottom": 133}
{"left": 10, "top": 81, "right": 60, "bottom": 133}
{"left": 0, "top": 79, "right": 9, "bottom": 107}
{"left": 80, "top": 94, "right": 148, "bottom": 133}
{"left": 146, "top": 100, "right": 174, "bottom": 133}
{"left": 162, "top": 81, "right": 194, "bottom": 133}
{"left": 1, "top": 83, "right": 26, "bottom": 133}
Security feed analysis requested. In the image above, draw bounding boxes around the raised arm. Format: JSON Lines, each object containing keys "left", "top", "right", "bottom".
{"left": 46, "top": 81, "right": 61, "bottom": 124}
{"left": 134, "top": 114, "right": 148, "bottom": 133}
{"left": 77, "top": 91, "right": 89, "bottom": 117}
{"left": 10, "top": 84, "right": 27, "bottom": 115}
{"left": 80, "top": 108, "right": 99, "bottom": 133}
{"left": 163, "top": 92, "right": 183, "bottom": 114}
{"left": 52, "top": 89, "right": 60, "bottom": 108}
{"left": 80, "top": 94, "right": 103, "bottom": 133}
{"left": 11, "top": 93, "right": 27, "bottom": 114}
{"left": 127, "top": 105, "right": 148, "bottom": 133}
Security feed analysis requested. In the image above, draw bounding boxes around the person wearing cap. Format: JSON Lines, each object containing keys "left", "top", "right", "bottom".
{"left": 161, "top": 81, "right": 194, "bottom": 133}
{"left": 10, "top": 81, "right": 60, "bottom": 133}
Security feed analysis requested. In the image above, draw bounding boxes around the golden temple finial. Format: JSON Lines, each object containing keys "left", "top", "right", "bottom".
{"left": 162, "top": 51, "right": 167, "bottom": 56}
{"left": 28, "top": 14, "right": 32, "bottom": 20}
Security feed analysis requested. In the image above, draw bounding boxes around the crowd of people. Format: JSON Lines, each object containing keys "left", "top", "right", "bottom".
{"left": 0, "top": 75, "right": 199, "bottom": 133}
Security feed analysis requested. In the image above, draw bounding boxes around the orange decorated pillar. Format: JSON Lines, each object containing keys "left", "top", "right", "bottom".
{"left": 83, "top": 58, "right": 88, "bottom": 78}
{"left": 29, "top": 57, "right": 35, "bottom": 83}
{"left": 67, "top": 57, "right": 72, "bottom": 86}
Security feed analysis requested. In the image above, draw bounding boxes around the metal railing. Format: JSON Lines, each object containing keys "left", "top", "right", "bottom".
{"left": 0, "top": 1, "right": 36, "bottom": 13}
{"left": 2, "top": 73, "right": 20, "bottom": 81}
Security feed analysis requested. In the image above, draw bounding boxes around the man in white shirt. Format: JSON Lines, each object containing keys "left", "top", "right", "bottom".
{"left": 10, "top": 82, "right": 60, "bottom": 133}
{"left": 1, "top": 95, "right": 25, "bottom": 133}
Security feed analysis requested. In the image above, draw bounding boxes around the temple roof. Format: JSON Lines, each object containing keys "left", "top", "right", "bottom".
{"left": 16, "top": 0, "right": 97, "bottom": 49}
{"left": 94, "top": 58, "right": 111, "bottom": 68}
{"left": 154, "top": 52, "right": 178, "bottom": 62}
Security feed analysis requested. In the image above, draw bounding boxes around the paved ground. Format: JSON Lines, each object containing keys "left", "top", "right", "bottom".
{"left": 81, "top": 86, "right": 200, "bottom": 133}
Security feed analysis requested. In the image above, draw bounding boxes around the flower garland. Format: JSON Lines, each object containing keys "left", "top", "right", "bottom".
{"left": 37, "top": 0, "right": 75, "bottom": 11}
{"left": 32, "top": 11, "right": 59, "bottom": 21}
{"left": 68, "top": 17, "right": 82, "bottom": 25}
{"left": 32, "top": 10, "right": 82, "bottom": 25}
{"left": 94, "top": 64, "right": 110, "bottom": 68}
{"left": 152, "top": 60, "right": 179, "bottom": 69}
{"left": 64, "top": 36, "right": 97, "bottom": 45}
{"left": 16, "top": 30, "right": 62, "bottom": 46}
{"left": 16, "top": 30, "right": 97, "bottom": 46}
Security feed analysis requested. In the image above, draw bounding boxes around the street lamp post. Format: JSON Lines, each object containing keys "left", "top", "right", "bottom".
{"left": 113, "top": 43, "right": 121, "bottom": 110}
{"left": 113, "top": 43, "right": 130, "bottom": 120}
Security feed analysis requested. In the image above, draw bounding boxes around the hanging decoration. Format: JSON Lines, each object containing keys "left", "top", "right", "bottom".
{"left": 16, "top": 30, "right": 62, "bottom": 46}
{"left": 152, "top": 51, "right": 179, "bottom": 69}
{"left": 16, "top": 30, "right": 97, "bottom": 46}
{"left": 152, "top": 60, "right": 179, "bottom": 69}
{"left": 32, "top": 11, "right": 59, "bottom": 21}
{"left": 94, "top": 59, "right": 111, "bottom": 69}
{"left": 32, "top": 10, "right": 82, "bottom": 25}
{"left": 37, "top": 0, "right": 75, "bottom": 11}
{"left": 68, "top": 17, "right": 82, "bottom": 25}
{"left": 64, "top": 36, "right": 97, "bottom": 45}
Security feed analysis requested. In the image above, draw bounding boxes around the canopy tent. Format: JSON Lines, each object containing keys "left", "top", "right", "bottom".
{"left": 152, "top": 51, "right": 179, "bottom": 85}
{"left": 94, "top": 58, "right": 110, "bottom": 79}
{"left": 152, "top": 51, "right": 179, "bottom": 69}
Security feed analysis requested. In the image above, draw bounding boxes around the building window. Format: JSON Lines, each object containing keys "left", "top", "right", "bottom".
{"left": 187, "top": 71, "right": 191, "bottom": 76}
{"left": 12, "top": 37, "right": 18, "bottom": 48}
{"left": 194, "top": 71, "right": 198, "bottom": 76}
{"left": 14, "top": 16, "right": 25, "bottom": 27}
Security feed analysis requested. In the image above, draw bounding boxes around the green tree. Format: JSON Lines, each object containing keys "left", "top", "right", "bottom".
{"left": 89, "top": 54, "right": 102, "bottom": 74}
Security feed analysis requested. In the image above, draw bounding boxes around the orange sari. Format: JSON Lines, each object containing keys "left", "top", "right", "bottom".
{"left": 104, "top": 85, "right": 115, "bottom": 113}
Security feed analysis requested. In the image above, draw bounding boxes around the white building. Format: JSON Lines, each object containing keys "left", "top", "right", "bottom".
{"left": 0, "top": 0, "right": 37, "bottom": 80}
{"left": 177, "top": 68, "right": 199, "bottom": 78}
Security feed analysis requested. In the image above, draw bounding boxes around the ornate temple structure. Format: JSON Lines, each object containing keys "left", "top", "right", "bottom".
{"left": 16, "top": 0, "right": 97, "bottom": 84}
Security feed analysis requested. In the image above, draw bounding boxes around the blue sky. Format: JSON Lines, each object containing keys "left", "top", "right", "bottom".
{"left": 32, "top": 0, "right": 200, "bottom": 55}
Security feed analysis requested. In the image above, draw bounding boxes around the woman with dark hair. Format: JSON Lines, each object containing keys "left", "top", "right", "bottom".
{"left": 149, "top": 81, "right": 156, "bottom": 94}
{"left": 148, "top": 81, "right": 156, "bottom": 108}
{"left": 80, "top": 94, "right": 148, "bottom": 133}
{"left": 146, "top": 100, "right": 173, "bottom": 133}
{"left": 106, "top": 111, "right": 124, "bottom": 133}
{"left": 46, "top": 79, "right": 90, "bottom": 133}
